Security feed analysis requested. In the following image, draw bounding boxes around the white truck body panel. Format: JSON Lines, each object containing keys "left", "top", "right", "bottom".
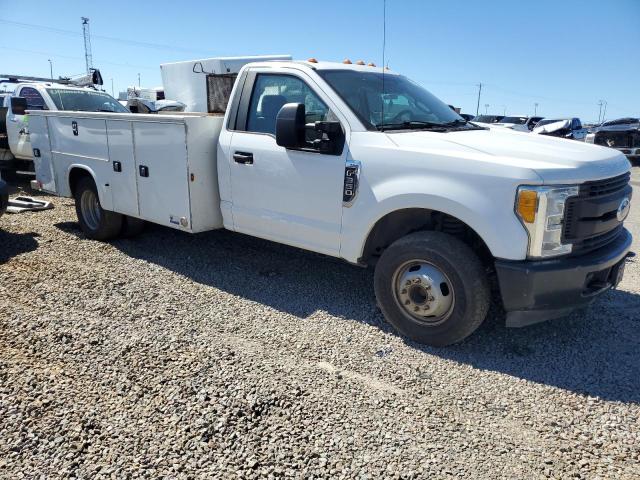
{"left": 160, "top": 55, "right": 291, "bottom": 112}
{"left": 29, "top": 111, "right": 224, "bottom": 233}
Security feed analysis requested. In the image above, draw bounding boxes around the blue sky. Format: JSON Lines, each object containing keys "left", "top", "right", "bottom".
{"left": 1, "top": 0, "right": 638, "bottom": 123}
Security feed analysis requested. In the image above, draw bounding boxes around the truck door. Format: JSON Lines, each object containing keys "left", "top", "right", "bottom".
{"left": 572, "top": 118, "right": 586, "bottom": 140}
{"left": 7, "top": 87, "right": 47, "bottom": 160}
{"left": 228, "top": 70, "right": 348, "bottom": 256}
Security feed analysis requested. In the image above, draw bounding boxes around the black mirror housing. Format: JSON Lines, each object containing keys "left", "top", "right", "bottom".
{"left": 11, "top": 96, "right": 28, "bottom": 115}
{"left": 276, "top": 103, "right": 306, "bottom": 149}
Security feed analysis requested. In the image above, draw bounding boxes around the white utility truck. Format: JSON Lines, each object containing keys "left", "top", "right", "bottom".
{"left": 1, "top": 71, "right": 126, "bottom": 180}
{"left": 27, "top": 59, "right": 633, "bottom": 346}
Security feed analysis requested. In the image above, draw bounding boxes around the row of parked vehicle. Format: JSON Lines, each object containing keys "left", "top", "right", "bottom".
{"left": 467, "top": 113, "right": 639, "bottom": 163}
{"left": 471, "top": 114, "right": 586, "bottom": 139}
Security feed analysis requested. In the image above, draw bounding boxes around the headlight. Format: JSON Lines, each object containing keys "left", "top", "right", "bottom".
{"left": 515, "top": 185, "right": 579, "bottom": 258}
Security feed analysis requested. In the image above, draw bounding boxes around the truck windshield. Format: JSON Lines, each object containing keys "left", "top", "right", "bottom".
{"left": 46, "top": 88, "right": 129, "bottom": 113}
{"left": 317, "top": 70, "right": 463, "bottom": 131}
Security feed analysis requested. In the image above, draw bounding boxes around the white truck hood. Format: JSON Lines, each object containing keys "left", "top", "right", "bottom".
{"left": 386, "top": 128, "right": 630, "bottom": 184}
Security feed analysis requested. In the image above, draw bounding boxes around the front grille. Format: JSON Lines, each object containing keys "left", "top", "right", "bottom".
{"left": 570, "top": 225, "right": 624, "bottom": 256}
{"left": 563, "top": 173, "right": 631, "bottom": 256}
{"left": 595, "top": 130, "right": 640, "bottom": 149}
{"left": 595, "top": 131, "right": 632, "bottom": 148}
{"left": 579, "top": 172, "right": 631, "bottom": 197}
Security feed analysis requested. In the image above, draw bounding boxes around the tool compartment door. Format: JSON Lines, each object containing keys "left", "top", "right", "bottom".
{"left": 106, "top": 120, "right": 139, "bottom": 217}
{"left": 28, "top": 115, "right": 57, "bottom": 194}
{"left": 133, "top": 121, "right": 191, "bottom": 229}
{"left": 48, "top": 116, "right": 114, "bottom": 209}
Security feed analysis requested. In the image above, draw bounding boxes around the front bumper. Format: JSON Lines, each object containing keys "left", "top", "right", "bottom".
{"left": 495, "top": 228, "right": 633, "bottom": 327}
{"left": 617, "top": 147, "right": 640, "bottom": 159}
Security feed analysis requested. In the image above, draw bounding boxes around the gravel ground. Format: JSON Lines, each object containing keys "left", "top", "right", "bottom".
{"left": 0, "top": 168, "right": 639, "bottom": 479}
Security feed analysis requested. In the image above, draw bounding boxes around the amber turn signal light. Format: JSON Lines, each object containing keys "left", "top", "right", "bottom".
{"left": 517, "top": 190, "right": 538, "bottom": 224}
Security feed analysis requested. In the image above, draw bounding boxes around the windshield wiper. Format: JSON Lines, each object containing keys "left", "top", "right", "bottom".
{"left": 442, "top": 119, "right": 468, "bottom": 127}
{"left": 377, "top": 120, "right": 448, "bottom": 131}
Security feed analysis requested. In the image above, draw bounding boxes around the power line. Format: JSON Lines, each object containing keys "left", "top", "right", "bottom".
{"left": 0, "top": 45, "right": 156, "bottom": 70}
{"left": 0, "top": 18, "right": 214, "bottom": 55}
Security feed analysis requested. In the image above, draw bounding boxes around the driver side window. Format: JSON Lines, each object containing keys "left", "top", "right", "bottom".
{"left": 19, "top": 87, "right": 47, "bottom": 111}
{"left": 246, "top": 74, "right": 331, "bottom": 136}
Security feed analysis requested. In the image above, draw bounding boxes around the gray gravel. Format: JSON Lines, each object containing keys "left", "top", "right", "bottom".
{"left": 0, "top": 170, "right": 639, "bottom": 479}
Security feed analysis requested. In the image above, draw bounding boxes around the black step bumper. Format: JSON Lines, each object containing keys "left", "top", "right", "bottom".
{"left": 494, "top": 228, "right": 633, "bottom": 327}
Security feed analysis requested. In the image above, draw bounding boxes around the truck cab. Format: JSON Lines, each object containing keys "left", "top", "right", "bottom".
{"left": 533, "top": 117, "right": 587, "bottom": 140}
{"left": 493, "top": 115, "right": 544, "bottom": 132}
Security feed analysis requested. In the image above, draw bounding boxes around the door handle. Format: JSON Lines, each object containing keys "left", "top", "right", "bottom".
{"left": 233, "top": 151, "right": 254, "bottom": 164}
{"left": 139, "top": 165, "right": 149, "bottom": 177}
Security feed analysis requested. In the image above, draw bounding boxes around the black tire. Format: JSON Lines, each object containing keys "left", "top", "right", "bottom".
{"left": 374, "top": 231, "right": 490, "bottom": 347}
{"left": 74, "top": 176, "right": 123, "bottom": 241}
{"left": 1, "top": 169, "right": 19, "bottom": 184}
{"left": 121, "top": 216, "right": 146, "bottom": 238}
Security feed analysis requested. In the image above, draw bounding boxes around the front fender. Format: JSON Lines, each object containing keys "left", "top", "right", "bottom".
{"left": 339, "top": 174, "right": 530, "bottom": 263}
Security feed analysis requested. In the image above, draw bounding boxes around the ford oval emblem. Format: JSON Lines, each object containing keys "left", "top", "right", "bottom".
{"left": 617, "top": 197, "right": 630, "bottom": 222}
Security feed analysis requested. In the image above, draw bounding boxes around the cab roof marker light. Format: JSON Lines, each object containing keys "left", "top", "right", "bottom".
{"left": 343, "top": 59, "right": 352, "bottom": 64}
{"left": 307, "top": 58, "right": 318, "bottom": 63}
{"left": 355, "top": 60, "right": 365, "bottom": 65}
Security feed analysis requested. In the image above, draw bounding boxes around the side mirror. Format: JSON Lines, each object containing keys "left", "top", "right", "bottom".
{"left": 276, "top": 103, "right": 306, "bottom": 149}
{"left": 11, "top": 96, "right": 28, "bottom": 115}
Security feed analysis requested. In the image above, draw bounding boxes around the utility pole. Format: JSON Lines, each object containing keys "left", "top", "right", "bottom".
{"left": 597, "top": 100, "right": 605, "bottom": 124}
{"left": 484, "top": 103, "right": 489, "bottom": 114}
{"left": 601, "top": 101, "right": 608, "bottom": 123}
{"left": 475, "top": 82, "right": 482, "bottom": 116}
{"left": 81, "top": 17, "right": 93, "bottom": 75}
{"left": 499, "top": 104, "right": 506, "bottom": 116}
{"left": 111, "top": 78, "right": 114, "bottom": 97}
{"left": 138, "top": 73, "right": 141, "bottom": 87}
{"left": 48, "top": 59, "right": 53, "bottom": 80}
{"left": 534, "top": 102, "right": 538, "bottom": 116}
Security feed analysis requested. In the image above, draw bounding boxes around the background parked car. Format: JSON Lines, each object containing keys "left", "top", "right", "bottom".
{"left": 472, "top": 114, "right": 504, "bottom": 124}
{"left": 585, "top": 117, "right": 640, "bottom": 163}
{"left": 532, "top": 117, "right": 587, "bottom": 140}
{"left": 493, "top": 115, "right": 544, "bottom": 132}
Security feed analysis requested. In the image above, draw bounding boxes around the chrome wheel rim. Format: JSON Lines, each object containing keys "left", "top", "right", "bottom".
{"left": 80, "top": 189, "right": 101, "bottom": 231}
{"left": 392, "top": 260, "right": 455, "bottom": 325}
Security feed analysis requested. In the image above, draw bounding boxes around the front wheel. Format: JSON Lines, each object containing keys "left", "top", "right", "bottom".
{"left": 74, "top": 176, "right": 123, "bottom": 241}
{"left": 374, "top": 231, "right": 490, "bottom": 347}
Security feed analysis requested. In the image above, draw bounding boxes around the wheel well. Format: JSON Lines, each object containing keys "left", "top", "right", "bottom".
{"left": 359, "top": 208, "right": 493, "bottom": 267}
{"left": 68, "top": 168, "right": 93, "bottom": 196}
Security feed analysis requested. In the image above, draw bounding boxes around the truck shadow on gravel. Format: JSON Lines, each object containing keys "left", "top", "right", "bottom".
{"left": 0, "top": 229, "right": 39, "bottom": 264}
{"left": 57, "top": 221, "right": 640, "bottom": 404}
